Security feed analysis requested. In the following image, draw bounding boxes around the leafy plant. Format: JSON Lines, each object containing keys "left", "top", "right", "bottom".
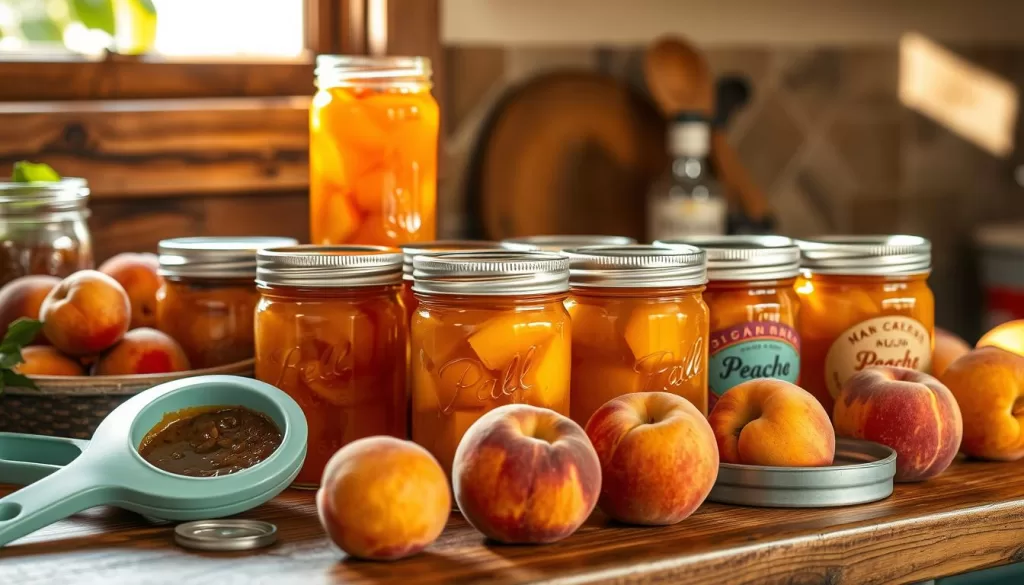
{"left": 0, "top": 318, "right": 43, "bottom": 394}
{"left": 12, "top": 161, "right": 62, "bottom": 183}
{"left": 71, "top": 0, "right": 116, "bottom": 36}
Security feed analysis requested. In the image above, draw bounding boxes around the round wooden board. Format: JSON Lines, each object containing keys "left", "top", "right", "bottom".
{"left": 467, "top": 71, "right": 667, "bottom": 241}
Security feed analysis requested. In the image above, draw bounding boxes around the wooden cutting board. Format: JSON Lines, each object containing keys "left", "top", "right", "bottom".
{"left": 464, "top": 71, "right": 667, "bottom": 241}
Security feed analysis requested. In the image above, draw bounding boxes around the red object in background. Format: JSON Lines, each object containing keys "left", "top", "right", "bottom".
{"left": 983, "top": 286, "right": 1024, "bottom": 330}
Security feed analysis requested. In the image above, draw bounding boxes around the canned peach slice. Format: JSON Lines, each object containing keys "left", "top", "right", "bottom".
{"left": 349, "top": 212, "right": 392, "bottom": 244}
{"left": 321, "top": 89, "right": 390, "bottom": 156}
{"left": 315, "top": 190, "right": 361, "bottom": 245}
{"left": 569, "top": 360, "right": 644, "bottom": 425}
{"left": 568, "top": 302, "right": 626, "bottom": 354}
{"left": 428, "top": 409, "right": 480, "bottom": 478}
{"left": 622, "top": 303, "right": 687, "bottom": 361}
{"left": 467, "top": 312, "right": 559, "bottom": 370}
{"left": 434, "top": 358, "right": 491, "bottom": 412}
{"left": 526, "top": 337, "right": 571, "bottom": 412}
{"left": 352, "top": 163, "right": 396, "bottom": 213}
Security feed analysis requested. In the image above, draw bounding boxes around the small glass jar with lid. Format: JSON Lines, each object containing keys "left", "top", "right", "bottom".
{"left": 0, "top": 178, "right": 93, "bottom": 286}
{"left": 410, "top": 251, "right": 571, "bottom": 479}
{"left": 796, "top": 236, "right": 934, "bottom": 413}
{"left": 398, "top": 240, "right": 506, "bottom": 320}
{"left": 156, "top": 236, "right": 297, "bottom": 369}
{"left": 500, "top": 234, "right": 636, "bottom": 252}
{"left": 565, "top": 245, "right": 709, "bottom": 424}
{"left": 254, "top": 245, "right": 408, "bottom": 488}
{"left": 657, "top": 236, "right": 801, "bottom": 411}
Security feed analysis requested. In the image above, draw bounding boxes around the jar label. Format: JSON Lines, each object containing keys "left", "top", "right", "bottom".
{"left": 708, "top": 322, "right": 800, "bottom": 406}
{"left": 824, "top": 315, "right": 932, "bottom": 398}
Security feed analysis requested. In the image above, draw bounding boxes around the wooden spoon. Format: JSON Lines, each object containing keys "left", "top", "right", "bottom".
{"left": 644, "top": 36, "right": 771, "bottom": 222}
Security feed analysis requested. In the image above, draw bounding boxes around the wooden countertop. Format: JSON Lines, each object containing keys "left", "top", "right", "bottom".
{"left": 3, "top": 458, "right": 1024, "bottom": 584}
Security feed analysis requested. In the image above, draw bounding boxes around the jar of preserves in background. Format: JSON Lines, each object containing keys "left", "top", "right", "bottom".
{"left": 796, "top": 236, "right": 934, "bottom": 413}
{"left": 410, "top": 251, "right": 571, "bottom": 479}
{"left": 156, "top": 236, "right": 297, "bottom": 369}
{"left": 310, "top": 56, "right": 439, "bottom": 247}
{"left": 0, "top": 178, "right": 93, "bottom": 287}
{"left": 660, "top": 236, "right": 801, "bottom": 411}
{"left": 565, "top": 245, "right": 709, "bottom": 424}
{"left": 255, "top": 245, "right": 408, "bottom": 488}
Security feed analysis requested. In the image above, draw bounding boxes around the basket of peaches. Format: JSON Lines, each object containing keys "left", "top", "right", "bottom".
{"left": 0, "top": 256, "right": 252, "bottom": 439}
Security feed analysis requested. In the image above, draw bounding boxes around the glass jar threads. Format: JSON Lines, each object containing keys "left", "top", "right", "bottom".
{"left": 410, "top": 251, "right": 571, "bottom": 478}
{"left": 310, "top": 56, "right": 439, "bottom": 247}
{"left": 501, "top": 234, "right": 636, "bottom": 252}
{"left": 157, "top": 237, "right": 297, "bottom": 369}
{"left": 0, "top": 178, "right": 93, "bottom": 286}
{"left": 659, "top": 236, "right": 801, "bottom": 411}
{"left": 254, "top": 245, "right": 408, "bottom": 488}
{"left": 796, "top": 236, "right": 934, "bottom": 412}
{"left": 565, "top": 245, "right": 709, "bottom": 425}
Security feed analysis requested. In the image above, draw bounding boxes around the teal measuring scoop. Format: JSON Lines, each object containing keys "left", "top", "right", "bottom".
{"left": 0, "top": 375, "right": 307, "bottom": 547}
{"left": 0, "top": 433, "right": 89, "bottom": 485}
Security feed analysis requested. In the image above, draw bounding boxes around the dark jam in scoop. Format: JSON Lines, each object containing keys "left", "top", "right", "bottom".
{"left": 138, "top": 406, "right": 282, "bottom": 477}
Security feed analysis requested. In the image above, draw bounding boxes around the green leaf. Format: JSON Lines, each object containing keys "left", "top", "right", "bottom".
{"left": 2, "top": 369, "right": 37, "bottom": 391}
{"left": 3, "top": 318, "right": 45, "bottom": 348}
{"left": 19, "top": 17, "right": 64, "bottom": 42}
{"left": 0, "top": 349, "right": 23, "bottom": 370}
{"left": 11, "top": 161, "right": 62, "bottom": 183}
{"left": 134, "top": 0, "right": 157, "bottom": 15}
{"left": 72, "top": 0, "right": 117, "bottom": 35}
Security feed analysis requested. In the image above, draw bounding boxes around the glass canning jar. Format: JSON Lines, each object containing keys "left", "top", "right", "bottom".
{"left": 796, "top": 236, "right": 934, "bottom": 413}
{"left": 410, "top": 251, "right": 571, "bottom": 479}
{"left": 255, "top": 245, "right": 408, "bottom": 488}
{"left": 156, "top": 236, "right": 297, "bottom": 369}
{"left": 398, "top": 240, "right": 507, "bottom": 321}
{"left": 658, "top": 236, "right": 801, "bottom": 411}
{"left": 565, "top": 244, "right": 709, "bottom": 424}
{"left": 0, "top": 178, "right": 93, "bottom": 286}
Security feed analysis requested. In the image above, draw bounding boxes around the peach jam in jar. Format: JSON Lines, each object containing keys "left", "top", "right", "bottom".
{"left": 658, "top": 236, "right": 801, "bottom": 411}
{"left": 564, "top": 244, "right": 709, "bottom": 425}
{"left": 410, "top": 251, "right": 570, "bottom": 479}
{"left": 796, "top": 236, "right": 934, "bottom": 413}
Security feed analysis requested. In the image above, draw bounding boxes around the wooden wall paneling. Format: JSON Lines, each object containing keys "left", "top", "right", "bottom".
{"left": 0, "top": 98, "right": 310, "bottom": 199}
{"left": 203, "top": 192, "right": 310, "bottom": 242}
{"left": 306, "top": 0, "right": 369, "bottom": 55}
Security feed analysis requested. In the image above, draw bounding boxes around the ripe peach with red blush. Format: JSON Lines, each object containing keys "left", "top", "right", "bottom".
{"left": 40, "top": 271, "right": 130, "bottom": 356}
{"left": 940, "top": 347, "right": 1024, "bottom": 461}
{"left": 0, "top": 275, "right": 60, "bottom": 344}
{"left": 92, "top": 328, "right": 190, "bottom": 375}
{"left": 99, "top": 252, "right": 163, "bottom": 329}
{"left": 14, "top": 346, "right": 85, "bottom": 376}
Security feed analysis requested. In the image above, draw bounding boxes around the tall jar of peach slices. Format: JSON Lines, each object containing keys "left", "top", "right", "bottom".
{"left": 254, "top": 245, "right": 408, "bottom": 488}
{"left": 410, "top": 251, "right": 571, "bottom": 479}
{"left": 657, "top": 236, "right": 801, "bottom": 411}
{"left": 564, "top": 245, "right": 710, "bottom": 425}
{"left": 796, "top": 236, "right": 934, "bottom": 413}
{"left": 310, "top": 56, "right": 439, "bottom": 246}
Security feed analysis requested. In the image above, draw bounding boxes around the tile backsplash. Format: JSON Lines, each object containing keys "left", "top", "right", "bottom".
{"left": 439, "top": 43, "right": 1024, "bottom": 340}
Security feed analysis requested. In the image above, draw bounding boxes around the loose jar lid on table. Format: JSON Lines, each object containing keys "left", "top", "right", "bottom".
{"left": 797, "top": 235, "right": 931, "bottom": 275}
{"left": 158, "top": 237, "right": 299, "bottom": 279}
{"left": 501, "top": 234, "right": 636, "bottom": 252}
{"left": 412, "top": 251, "right": 568, "bottom": 295}
{"left": 257, "top": 245, "right": 403, "bottom": 287}
{"left": 399, "top": 240, "right": 506, "bottom": 280}
{"left": 563, "top": 244, "right": 707, "bottom": 288}
{"left": 657, "top": 235, "right": 800, "bottom": 281}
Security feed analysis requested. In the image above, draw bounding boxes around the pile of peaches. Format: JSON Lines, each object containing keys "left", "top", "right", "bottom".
{"left": 316, "top": 320, "right": 1024, "bottom": 562}
{"left": 0, "top": 253, "right": 191, "bottom": 379}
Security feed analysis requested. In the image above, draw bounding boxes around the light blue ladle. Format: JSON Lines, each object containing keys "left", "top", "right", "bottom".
{"left": 0, "top": 375, "right": 308, "bottom": 547}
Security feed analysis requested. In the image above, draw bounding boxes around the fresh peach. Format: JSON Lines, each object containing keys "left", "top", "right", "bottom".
{"left": 585, "top": 392, "right": 717, "bottom": 525}
{"left": 317, "top": 436, "right": 450, "bottom": 561}
{"left": 940, "top": 347, "right": 1024, "bottom": 460}
{"left": 39, "top": 270, "right": 131, "bottom": 356}
{"left": 932, "top": 328, "right": 971, "bottom": 377}
{"left": 92, "top": 328, "right": 190, "bottom": 375}
{"left": 834, "top": 367, "right": 961, "bottom": 481}
{"left": 708, "top": 379, "right": 835, "bottom": 467}
{"left": 14, "top": 346, "right": 85, "bottom": 376}
{"left": 453, "top": 404, "right": 601, "bottom": 544}
{"left": 99, "top": 253, "right": 163, "bottom": 329}
{"left": 977, "top": 320, "right": 1024, "bottom": 357}
{"left": 0, "top": 275, "right": 60, "bottom": 344}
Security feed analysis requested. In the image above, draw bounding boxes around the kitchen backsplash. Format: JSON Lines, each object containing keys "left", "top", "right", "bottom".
{"left": 438, "top": 44, "right": 1024, "bottom": 340}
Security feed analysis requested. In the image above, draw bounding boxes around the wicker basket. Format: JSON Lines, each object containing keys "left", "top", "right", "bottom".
{"left": 0, "top": 359, "right": 255, "bottom": 439}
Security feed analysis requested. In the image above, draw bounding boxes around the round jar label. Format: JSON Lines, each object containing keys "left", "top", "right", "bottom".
{"left": 708, "top": 321, "right": 801, "bottom": 407}
{"left": 824, "top": 315, "right": 932, "bottom": 398}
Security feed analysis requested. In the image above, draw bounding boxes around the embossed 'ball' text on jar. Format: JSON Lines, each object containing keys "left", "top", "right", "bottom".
{"left": 564, "top": 245, "right": 710, "bottom": 425}
{"left": 657, "top": 236, "right": 801, "bottom": 412}
{"left": 254, "top": 245, "right": 408, "bottom": 488}
{"left": 410, "top": 251, "right": 571, "bottom": 479}
{"left": 795, "top": 236, "right": 934, "bottom": 413}
{"left": 156, "top": 236, "right": 298, "bottom": 369}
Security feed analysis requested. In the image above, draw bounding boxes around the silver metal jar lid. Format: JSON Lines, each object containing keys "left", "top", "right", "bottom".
{"left": 399, "top": 240, "right": 507, "bottom": 280}
{"left": 412, "top": 251, "right": 569, "bottom": 296}
{"left": 257, "top": 245, "right": 403, "bottom": 288}
{"left": 174, "top": 519, "right": 277, "bottom": 551}
{"left": 501, "top": 234, "right": 637, "bottom": 252}
{"left": 565, "top": 245, "right": 707, "bottom": 288}
{"left": 797, "top": 235, "right": 931, "bottom": 276}
{"left": 656, "top": 235, "right": 801, "bottom": 281}
{"left": 159, "top": 236, "right": 298, "bottom": 280}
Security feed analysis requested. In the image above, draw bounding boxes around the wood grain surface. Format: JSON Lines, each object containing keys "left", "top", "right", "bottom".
{"left": 3, "top": 457, "right": 1024, "bottom": 584}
